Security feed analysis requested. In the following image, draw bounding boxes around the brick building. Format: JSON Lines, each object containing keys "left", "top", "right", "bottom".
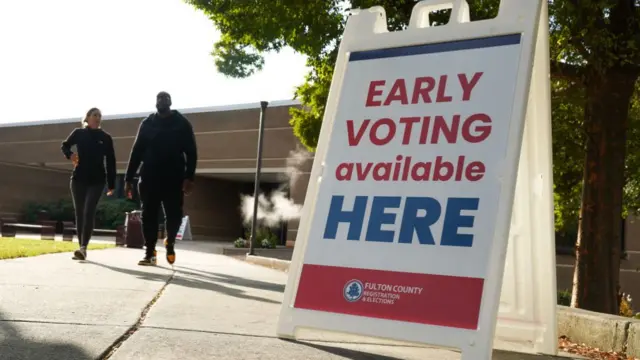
{"left": 0, "top": 100, "right": 312, "bottom": 243}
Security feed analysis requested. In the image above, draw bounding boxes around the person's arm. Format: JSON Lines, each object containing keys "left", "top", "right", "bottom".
{"left": 182, "top": 119, "right": 198, "bottom": 182}
{"left": 61, "top": 129, "right": 79, "bottom": 159}
{"left": 105, "top": 134, "right": 117, "bottom": 191}
{"left": 125, "top": 120, "right": 147, "bottom": 183}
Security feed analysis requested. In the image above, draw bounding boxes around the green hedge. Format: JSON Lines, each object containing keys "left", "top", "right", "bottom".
{"left": 243, "top": 226, "right": 279, "bottom": 248}
{"left": 557, "top": 289, "right": 571, "bottom": 306}
{"left": 95, "top": 198, "right": 139, "bottom": 229}
{"left": 22, "top": 197, "right": 138, "bottom": 230}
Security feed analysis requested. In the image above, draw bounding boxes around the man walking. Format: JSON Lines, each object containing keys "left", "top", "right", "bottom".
{"left": 124, "top": 91, "right": 198, "bottom": 266}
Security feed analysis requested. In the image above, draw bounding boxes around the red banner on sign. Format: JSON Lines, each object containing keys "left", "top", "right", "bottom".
{"left": 294, "top": 264, "right": 484, "bottom": 330}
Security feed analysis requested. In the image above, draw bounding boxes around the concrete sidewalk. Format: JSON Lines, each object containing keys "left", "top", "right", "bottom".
{"left": 0, "top": 243, "right": 582, "bottom": 359}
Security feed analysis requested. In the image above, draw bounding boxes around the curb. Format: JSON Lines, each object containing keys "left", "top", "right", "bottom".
{"left": 245, "top": 255, "right": 291, "bottom": 272}
{"left": 242, "top": 255, "right": 640, "bottom": 358}
{"left": 558, "top": 305, "right": 640, "bottom": 358}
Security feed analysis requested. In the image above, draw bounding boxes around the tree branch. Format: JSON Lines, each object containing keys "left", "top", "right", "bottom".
{"left": 551, "top": 60, "right": 584, "bottom": 82}
{"left": 569, "top": 37, "right": 590, "bottom": 61}
{"left": 567, "top": 0, "right": 607, "bottom": 31}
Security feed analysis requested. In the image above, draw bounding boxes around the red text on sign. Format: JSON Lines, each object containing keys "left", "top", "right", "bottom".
{"left": 335, "top": 155, "right": 485, "bottom": 182}
{"left": 346, "top": 114, "right": 492, "bottom": 146}
{"left": 365, "top": 72, "right": 484, "bottom": 107}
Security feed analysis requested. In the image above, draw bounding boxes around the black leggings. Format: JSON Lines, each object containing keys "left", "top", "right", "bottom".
{"left": 138, "top": 180, "right": 183, "bottom": 257}
{"left": 70, "top": 180, "right": 104, "bottom": 247}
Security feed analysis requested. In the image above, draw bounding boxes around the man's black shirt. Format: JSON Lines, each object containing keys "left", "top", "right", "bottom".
{"left": 125, "top": 110, "right": 198, "bottom": 184}
{"left": 61, "top": 127, "right": 116, "bottom": 189}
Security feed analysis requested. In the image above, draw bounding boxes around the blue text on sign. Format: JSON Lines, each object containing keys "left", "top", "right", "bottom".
{"left": 323, "top": 196, "right": 479, "bottom": 247}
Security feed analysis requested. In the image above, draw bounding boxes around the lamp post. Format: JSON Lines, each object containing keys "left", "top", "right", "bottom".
{"left": 249, "top": 101, "right": 268, "bottom": 256}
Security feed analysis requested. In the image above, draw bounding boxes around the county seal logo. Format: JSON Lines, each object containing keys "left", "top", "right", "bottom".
{"left": 343, "top": 279, "right": 364, "bottom": 302}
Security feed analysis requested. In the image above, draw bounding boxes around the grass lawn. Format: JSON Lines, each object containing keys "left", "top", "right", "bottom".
{"left": 0, "top": 237, "right": 115, "bottom": 260}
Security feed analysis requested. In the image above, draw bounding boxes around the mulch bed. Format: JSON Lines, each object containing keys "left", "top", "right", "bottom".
{"left": 559, "top": 336, "right": 638, "bottom": 359}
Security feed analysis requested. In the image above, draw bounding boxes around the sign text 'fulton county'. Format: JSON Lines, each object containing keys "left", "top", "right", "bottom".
{"left": 324, "top": 72, "right": 491, "bottom": 247}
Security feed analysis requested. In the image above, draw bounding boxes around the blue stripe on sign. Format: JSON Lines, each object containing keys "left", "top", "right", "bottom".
{"left": 349, "top": 33, "right": 521, "bottom": 62}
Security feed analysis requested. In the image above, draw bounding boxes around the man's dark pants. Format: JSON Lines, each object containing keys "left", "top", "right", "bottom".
{"left": 138, "top": 178, "right": 183, "bottom": 257}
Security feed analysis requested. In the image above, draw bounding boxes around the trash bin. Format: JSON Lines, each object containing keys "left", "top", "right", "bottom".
{"left": 115, "top": 225, "right": 125, "bottom": 246}
{"left": 124, "top": 210, "right": 144, "bottom": 249}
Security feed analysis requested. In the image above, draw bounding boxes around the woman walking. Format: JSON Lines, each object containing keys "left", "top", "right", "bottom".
{"left": 61, "top": 107, "right": 116, "bottom": 260}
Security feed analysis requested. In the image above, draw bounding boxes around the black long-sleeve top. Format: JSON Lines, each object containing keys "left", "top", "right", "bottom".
{"left": 61, "top": 127, "right": 117, "bottom": 189}
{"left": 124, "top": 110, "right": 198, "bottom": 184}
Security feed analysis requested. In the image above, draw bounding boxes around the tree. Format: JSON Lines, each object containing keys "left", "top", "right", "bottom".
{"left": 186, "top": 0, "right": 640, "bottom": 314}
{"left": 550, "top": 1, "right": 640, "bottom": 314}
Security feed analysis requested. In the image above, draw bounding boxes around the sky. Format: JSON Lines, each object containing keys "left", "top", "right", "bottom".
{"left": 0, "top": 0, "right": 310, "bottom": 124}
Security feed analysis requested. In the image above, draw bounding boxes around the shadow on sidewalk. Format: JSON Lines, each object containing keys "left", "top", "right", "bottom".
{"left": 283, "top": 339, "right": 406, "bottom": 360}
{"left": 175, "top": 265, "right": 285, "bottom": 293}
{"left": 290, "top": 340, "right": 574, "bottom": 360}
{"left": 0, "top": 311, "right": 92, "bottom": 360}
{"left": 84, "top": 261, "right": 281, "bottom": 305}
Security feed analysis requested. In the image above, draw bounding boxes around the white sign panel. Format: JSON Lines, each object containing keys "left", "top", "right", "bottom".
{"left": 295, "top": 34, "right": 521, "bottom": 328}
{"left": 176, "top": 216, "right": 192, "bottom": 241}
{"left": 278, "top": 1, "right": 551, "bottom": 359}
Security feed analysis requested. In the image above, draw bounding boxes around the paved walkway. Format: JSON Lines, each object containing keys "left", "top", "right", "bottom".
{"left": 0, "top": 242, "right": 583, "bottom": 359}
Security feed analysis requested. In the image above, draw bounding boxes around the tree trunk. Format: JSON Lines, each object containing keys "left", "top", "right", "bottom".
{"left": 571, "top": 68, "right": 638, "bottom": 314}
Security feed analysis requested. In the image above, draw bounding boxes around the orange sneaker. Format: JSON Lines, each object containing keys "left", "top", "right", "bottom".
{"left": 165, "top": 240, "right": 175, "bottom": 265}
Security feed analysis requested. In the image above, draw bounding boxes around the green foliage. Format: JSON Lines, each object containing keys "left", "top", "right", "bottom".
{"left": 558, "top": 289, "right": 572, "bottom": 306}
{"left": 0, "top": 238, "right": 114, "bottom": 260}
{"left": 549, "top": 1, "right": 640, "bottom": 77}
{"left": 624, "top": 84, "right": 640, "bottom": 215}
{"left": 244, "top": 226, "right": 279, "bottom": 248}
{"left": 22, "top": 199, "right": 75, "bottom": 224}
{"left": 260, "top": 238, "right": 277, "bottom": 249}
{"left": 289, "top": 51, "right": 337, "bottom": 150}
{"left": 212, "top": 34, "right": 265, "bottom": 78}
{"left": 184, "top": 0, "right": 345, "bottom": 78}
{"left": 551, "top": 80, "right": 640, "bottom": 235}
{"left": 234, "top": 237, "right": 248, "bottom": 248}
{"left": 547, "top": 0, "right": 640, "bottom": 233}
{"left": 551, "top": 79, "right": 585, "bottom": 230}
{"left": 95, "top": 198, "right": 138, "bottom": 229}
{"left": 619, "top": 293, "right": 635, "bottom": 317}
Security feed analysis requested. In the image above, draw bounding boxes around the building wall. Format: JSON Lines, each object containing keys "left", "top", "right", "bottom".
{"left": 184, "top": 176, "right": 248, "bottom": 240}
{"left": 0, "top": 165, "right": 252, "bottom": 241}
{"left": 0, "top": 103, "right": 301, "bottom": 174}
{"left": 623, "top": 216, "right": 640, "bottom": 253}
{"left": 0, "top": 101, "right": 305, "bottom": 240}
{"left": 285, "top": 155, "right": 314, "bottom": 246}
{"left": 0, "top": 162, "right": 71, "bottom": 219}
